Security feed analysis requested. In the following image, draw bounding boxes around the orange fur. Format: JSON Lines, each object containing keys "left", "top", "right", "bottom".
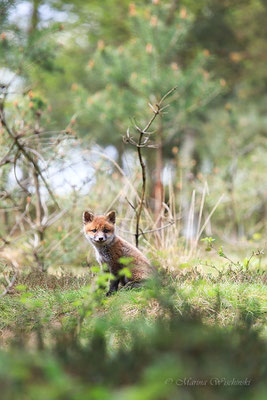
{"left": 83, "top": 211, "right": 152, "bottom": 294}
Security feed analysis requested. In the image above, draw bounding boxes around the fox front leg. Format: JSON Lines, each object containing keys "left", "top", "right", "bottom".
{"left": 106, "top": 277, "right": 120, "bottom": 296}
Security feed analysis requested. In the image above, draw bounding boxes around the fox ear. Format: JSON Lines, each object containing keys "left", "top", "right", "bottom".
{"left": 83, "top": 211, "right": 94, "bottom": 224}
{"left": 106, "top": 210, "right": 116, "bottom": 224}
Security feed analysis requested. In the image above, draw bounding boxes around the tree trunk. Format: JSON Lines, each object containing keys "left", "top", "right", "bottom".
{"left": 154, "top": 130, "right": 163, "bottom": 227}
{"left": 32, "top": 164, "right": 45, "bottom": 271}
{"left": 117, "top": 141, "right": 124, "bottom": 168}
{"left": 28, "top": 0, "right": 40, "bottom": 36}
{"left": 32, "top": 168, "right": 42, "bottom": 230}
{"left": 180, "top": 128, "right": 197, "bottom": 239}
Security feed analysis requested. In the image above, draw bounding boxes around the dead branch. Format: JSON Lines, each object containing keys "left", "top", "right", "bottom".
{"left": 124, "top": 87, "right": 177, "bottom": 247}
{"left": 0, "top": 260, "right": 18, "bottom": 299}
{"left": 117, "top": 220, "right": 175, "bottom": 236}
{"left": 0, "top": 107, "right": 59, "bottom": 209}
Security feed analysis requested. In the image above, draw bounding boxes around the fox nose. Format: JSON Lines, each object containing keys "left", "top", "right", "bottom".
{"left": 98, "top": 237, "right": 104, "bottom": 242}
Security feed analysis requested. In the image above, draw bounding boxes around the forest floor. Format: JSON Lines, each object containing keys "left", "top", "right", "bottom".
{"left": 0, "top": 251, "right": 266, "bottom": 400}
{"left": 1, "top": 258, "right": 266, "bottom": 341}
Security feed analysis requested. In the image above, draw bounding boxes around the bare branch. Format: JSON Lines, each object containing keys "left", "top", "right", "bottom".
{"left": 117, "top": 220, "right": 175, "bottom": 236}
{"left": 124, "top": 87, "right": 177, "bottom": 247}
{"left": 0, "top": 109, "right": 60, "bottom": 209}
{"left": 0, "top": 261, "right": 18, "bottom": 299}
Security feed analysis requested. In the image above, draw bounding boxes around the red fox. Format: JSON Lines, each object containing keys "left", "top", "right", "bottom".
{"left": 83, "top": 210, "right": 152, "bottom": 295}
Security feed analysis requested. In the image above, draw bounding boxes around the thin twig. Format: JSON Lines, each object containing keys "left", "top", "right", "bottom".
{"left": 0, "top": 109, "right": 59, "bottom": 209}
{"left": 0, "top": 261, "right": 18, "bottom": 299}
{"left": 117, "top": 220, "right": 176, "bottom": 236}
{"left": 125, "top": 87, "right": 177, "bottom": 247}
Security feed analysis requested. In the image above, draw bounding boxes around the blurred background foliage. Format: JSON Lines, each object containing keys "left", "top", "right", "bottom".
{"left": 1, "top": 0, "right": 266, "bottom": 244}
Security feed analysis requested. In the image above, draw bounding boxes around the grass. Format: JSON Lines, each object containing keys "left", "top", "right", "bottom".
{"left": 0, "top": 253, "right": 266, "bottom": 400}
{"left": 0, "top": 263, "right": 266, "bottom": 337}
{"left": 0, "top": 274, "right": 266, "bottom": 399}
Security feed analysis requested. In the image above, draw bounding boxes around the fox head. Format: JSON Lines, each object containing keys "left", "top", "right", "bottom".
{"left": 83, "top": 210, "right": 116, "bottom": 246}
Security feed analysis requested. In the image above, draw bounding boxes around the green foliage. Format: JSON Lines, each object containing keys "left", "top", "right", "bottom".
{"left": 70, "top": 3, "right": 221, "bottom": 149}
{"left": 1, "top": 0, "right": 266, "bottom": 240}
{"left": 118, "top": 257, "right": 134, "bottom": 278}
{"left": 201, "top": 236, "right": 215, "bottom": 251}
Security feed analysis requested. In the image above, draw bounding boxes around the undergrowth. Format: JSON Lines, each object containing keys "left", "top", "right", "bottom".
{"left": 0, "top": 250, "right": 266, "bottom": 400}
{"left": 0, "top": 272, "right": 265, "bottom": 398}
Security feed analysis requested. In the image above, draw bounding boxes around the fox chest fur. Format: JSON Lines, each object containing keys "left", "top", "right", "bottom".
{"left": 95, "top": 243, "right": 119, "bottom": 271}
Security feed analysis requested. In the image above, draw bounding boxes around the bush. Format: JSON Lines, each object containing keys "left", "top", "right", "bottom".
{"left": 0, "top": 276, "right": 266, "bottom": 400}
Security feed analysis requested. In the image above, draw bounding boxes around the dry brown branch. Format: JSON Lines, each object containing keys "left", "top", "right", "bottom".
{"left": 0, "top": 260, "right": 18, "bottom": 298}
{"left": 0, "top": 107, "right": 59, "bottom": 209}
{"left": 117, "top": 220, "right": 175, "bottom": 236}
{"left": 0, "top": 86, "right": 72, "bottom": 270}
{"left": 123, "top": 87, "right": 177, "bottom": 247}
{"left": 9, "top": 201, "right": 31, "bottom": 237}
{"left": 0, "top": 142, "right": 16, "bottom": 167}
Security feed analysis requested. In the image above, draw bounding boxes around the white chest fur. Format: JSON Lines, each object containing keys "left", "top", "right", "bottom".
{"left": 93, "top": 245, "right": 113, "bottom": 269}
{"left": 98, "top": 246, "right": 112, "bottom": 263}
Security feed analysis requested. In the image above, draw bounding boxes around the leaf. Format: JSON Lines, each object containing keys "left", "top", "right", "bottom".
{"left": 118, "top": 267, "right": 132, "bottom": 278}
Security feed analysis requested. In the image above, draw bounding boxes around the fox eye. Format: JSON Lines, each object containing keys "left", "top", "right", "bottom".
{"left": 103, "top": 228, "right": 110, "bottom": 233}
{"left": 91, "top": 229, "right": 97, "bottom": 233}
